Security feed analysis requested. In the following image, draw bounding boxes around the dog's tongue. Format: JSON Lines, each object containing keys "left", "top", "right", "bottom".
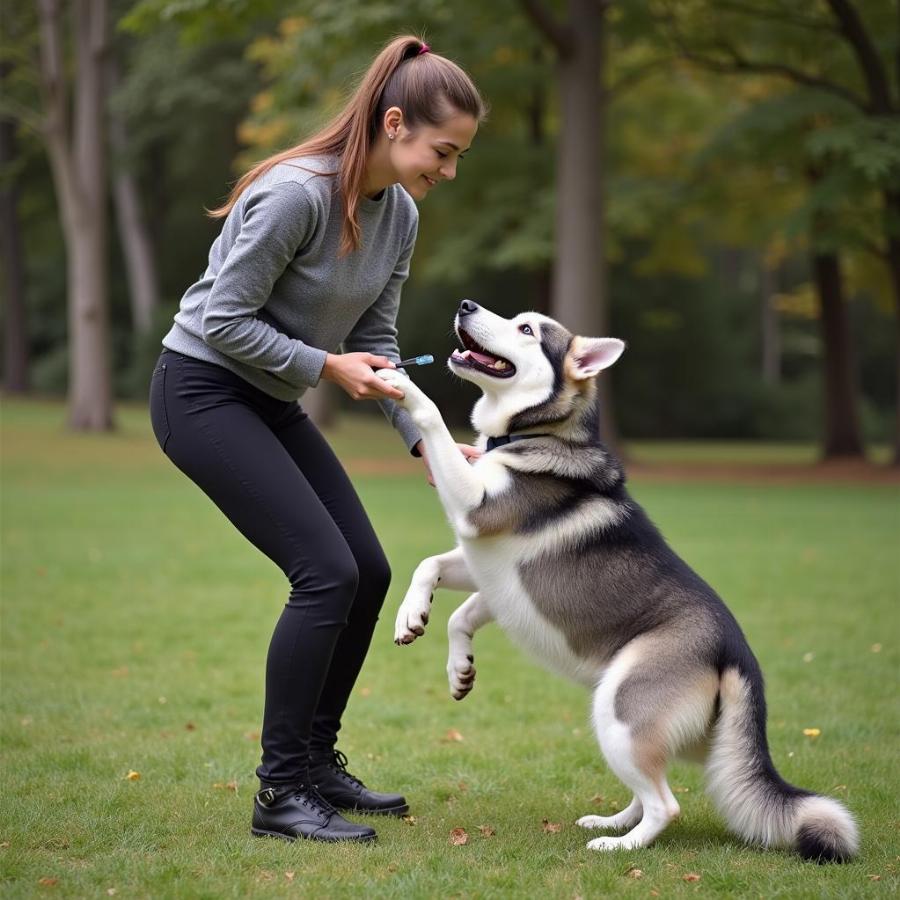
{"left": 469, "top": 349, "right": 497, "bottom": 366}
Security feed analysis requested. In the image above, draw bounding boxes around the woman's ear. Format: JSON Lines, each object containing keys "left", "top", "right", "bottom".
{"left": 382, "top": 106, "right": 404, "bottom": 139}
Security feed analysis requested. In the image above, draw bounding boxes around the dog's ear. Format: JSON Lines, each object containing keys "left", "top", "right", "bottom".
{"left": 567, "top": 337, "right": 626, "bottom": 380}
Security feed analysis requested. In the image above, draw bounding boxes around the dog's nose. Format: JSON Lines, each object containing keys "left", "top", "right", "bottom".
{"left": 458, "top": 299, "right": 479, "bottom": 317}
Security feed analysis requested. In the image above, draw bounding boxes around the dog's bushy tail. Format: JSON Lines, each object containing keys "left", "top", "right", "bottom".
{"left": 705, "top": 666, "right": 858, "bottom": 863}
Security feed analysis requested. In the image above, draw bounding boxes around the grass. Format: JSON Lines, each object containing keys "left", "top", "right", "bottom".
{"left": 2, "top": 397, "right": 898, "bottom": 898}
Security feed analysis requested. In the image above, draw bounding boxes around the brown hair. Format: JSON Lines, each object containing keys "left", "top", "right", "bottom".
{"left": 209, "top": 35, "right": 486, "bottom": 254}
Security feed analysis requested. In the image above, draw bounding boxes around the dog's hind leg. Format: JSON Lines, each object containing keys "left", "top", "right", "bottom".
{"left": 580, "top": 638, "right": 718, "bottom": 851}
{"left": 447, "top": 592, "right": 493, "bottom": 700}
{"left": 395, "top": 547, "right": 476, "bottom": 645}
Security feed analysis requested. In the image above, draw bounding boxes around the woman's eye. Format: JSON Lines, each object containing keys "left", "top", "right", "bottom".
{"left": 436, "top": 149, "right": 448, "bottom": 159}
{"left": 519, "top": 324, "right": 533, "bottom": 336}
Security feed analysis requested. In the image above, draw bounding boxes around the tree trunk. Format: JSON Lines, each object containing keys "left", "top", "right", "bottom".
{"left": 811, "top": 250, "right": 864, "bottom": 459}
{"left": 38, "top": 0, "right": 114, "bottom": 430}
{"left": 0, "top": 105, "right": 30, "bottom": 393}
{"left": 108, "top": 57, "right": 159, "bottom": 336}
{"left": 883, "top": 188, "right": 900, "bottom": 465}
{"left": 522, "top": 0, "right": 617, "bottom": 447}
{"left": 302, "top": 380, "right": 339, "bottom": 429}
{"left": 760, "top": 261, "right": 780, "bottom": 385}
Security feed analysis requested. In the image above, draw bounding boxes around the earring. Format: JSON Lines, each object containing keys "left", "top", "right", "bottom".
{"left": 389, "top": 132, "right": 395, "bottom": 140}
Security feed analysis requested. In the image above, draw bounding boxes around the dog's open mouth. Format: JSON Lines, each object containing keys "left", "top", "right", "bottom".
{"left": 450, "top": 328, "right": 516, "bottom": 378}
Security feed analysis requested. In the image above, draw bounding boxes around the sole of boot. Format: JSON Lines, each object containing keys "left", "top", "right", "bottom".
{"left": 250, "top": 826, "right": 377, "bottom": 843}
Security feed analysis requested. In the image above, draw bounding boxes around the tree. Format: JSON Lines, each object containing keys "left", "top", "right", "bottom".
{"left": 37, "top": 0, "right": 114, "bottom": 430}
{"left": 656, "top": 0, "right": 899, "bottom": 461}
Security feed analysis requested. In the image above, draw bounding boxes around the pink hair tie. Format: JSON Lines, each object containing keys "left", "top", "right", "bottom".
{"left": 418, "top": 43, "right": 430, "bottom": 55}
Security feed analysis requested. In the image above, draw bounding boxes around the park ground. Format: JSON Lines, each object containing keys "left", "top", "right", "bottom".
{"left": 1, "top": 397, "right": 898, "bottom": 898}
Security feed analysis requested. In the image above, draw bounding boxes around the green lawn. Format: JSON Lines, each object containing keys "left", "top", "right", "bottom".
{"left": 2, "top": 398, "right": 898, "bottom": 898}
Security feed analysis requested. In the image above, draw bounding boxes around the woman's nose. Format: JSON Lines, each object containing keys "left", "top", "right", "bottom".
{"left": 440, "top": 160, "right": 457, "bottom": 181}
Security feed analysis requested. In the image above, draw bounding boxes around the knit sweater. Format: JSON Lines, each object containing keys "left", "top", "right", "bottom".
{"left": 162, "top": 156, "right": 422, "bottom": 452}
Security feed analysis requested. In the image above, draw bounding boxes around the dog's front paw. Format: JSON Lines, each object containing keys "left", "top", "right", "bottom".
{"left": 375, "top": 368, "right": 439, "bottom": 428}
{"left": 447, "top": 652, "right": 476, "bottom": 701}
{"left": 393, "top": 591, "right": 432, "bottom": 645}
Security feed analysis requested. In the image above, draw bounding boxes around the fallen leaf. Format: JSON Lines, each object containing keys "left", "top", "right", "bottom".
{"left": 674, "top": 786, "right": 691, "bottom": 794}
{"left": 158, "top": 697, "right": 167, "bottom": 704}
{"left": 871, "top": 643, "right": 882, "bottom": 653}
{"left": 450, "top": 827, "right": 468, "bottom": 846}
{"left": 802, "top": 652, "right": 814, "bottom": 663}
{"left": 0, "top": 841, "right": 9, "bottom": 849}
{"left": 868, "top": 874, "right": 881, "bottom": 881}
{"left": 360, "top": 686, "right": 372, "bottom": 697}
{"left": 457, "top": 780, "right": 469, "bottom": 792}
{"left": 20, "top": 717, "right": 33, "bottom": 726}
{"left": 185, "top": 722, "right": 197, "bottom": 731}
{"left": 682, "top": 872, "right": 701, "bottom": 882}
{"left": 111, "top": 666, "right": 129, "bottom": 677}
{"left": 125, "top": 770, "right": 140, "bottom": 781}
{"left": 244, "top": 731, "right": 260, "bottom": 741}
{"left": 284, "top": 871, "right": 295, "bottom": 882}
{"left": 590, "top": 794, "right": 604, "bottom": 805}
{"left": 402, "top": 816, "right": 417, "bottom": 826}
{"left": 38, "top": 877, "right": 58, "bottom": 886}
{"left": 625, "top": 866, "right": 643, "bottom": 879}
{"left": 106, "top": 890, "right": 117, "bottom": 897}
{"left": 443, "top": 728, "right": 464, "bottom": 742}
{"left": 478, "top": 825, "right": 496, "bottom": 837}
{"left": 542, "top": 819, "right": 562, "bottom": 833}
{"left": 803, "top": 728, "right": 821, "bottom": 738}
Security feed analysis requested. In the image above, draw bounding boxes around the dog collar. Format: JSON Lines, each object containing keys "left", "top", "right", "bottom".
{"left": 486, "top": 433, "right": 552, "bottom": 452}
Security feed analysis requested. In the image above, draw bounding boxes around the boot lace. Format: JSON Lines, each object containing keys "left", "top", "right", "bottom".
{"left": 293, "top": 782, "right": 337, "bottom": 817}
{"left": 329, "top": 749, "right": 367, "bottom": 790}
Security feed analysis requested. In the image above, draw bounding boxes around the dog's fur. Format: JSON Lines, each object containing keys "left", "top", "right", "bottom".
{"left": 377, "top": 302, "right": 858, "bottom": 861}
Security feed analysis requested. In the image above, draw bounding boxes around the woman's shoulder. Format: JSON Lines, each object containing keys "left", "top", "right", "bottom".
{"left": 251, "top": 156, "right": 338, "bottom": 207}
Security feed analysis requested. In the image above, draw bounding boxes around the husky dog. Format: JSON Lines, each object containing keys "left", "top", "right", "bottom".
{"left": 376, "top": 300, "right": 858, "bottom": 862}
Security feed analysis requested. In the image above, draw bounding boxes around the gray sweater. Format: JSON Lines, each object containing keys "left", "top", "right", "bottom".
{"left": 162, "top": 156, "right": 422, "bottom": 452}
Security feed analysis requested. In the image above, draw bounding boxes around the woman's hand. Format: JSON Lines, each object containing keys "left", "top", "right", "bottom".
{"left": 321, "top": 352, "right": 405, "bottom": 401}
{"left": 416, "top": 441, "right": 482, "bottom": 487}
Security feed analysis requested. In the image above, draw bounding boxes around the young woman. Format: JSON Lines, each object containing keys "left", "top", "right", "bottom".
{"left": 149, "top": 35, "right": 484, "bottom": 843}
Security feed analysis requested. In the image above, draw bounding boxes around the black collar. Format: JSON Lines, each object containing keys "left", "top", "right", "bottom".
{"left": 486, "top": 433, "right": 552, "bottom": 452}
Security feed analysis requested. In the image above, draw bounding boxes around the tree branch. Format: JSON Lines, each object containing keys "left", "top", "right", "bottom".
{"left": 607, "top": 56, "right": 681, "bottom": 102}
{"left": 825, "top": 0, "right": 895, "bottom": 112}
{"left": 519, "top": 0, "right": 574, "bottom": 57}
{"left": 716, "top": 1, "right": 838, "bottom": 34}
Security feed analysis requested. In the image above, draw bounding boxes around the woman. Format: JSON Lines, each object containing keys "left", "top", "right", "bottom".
{"left": 149, "top": 35, "right": 484, "bottom": 843}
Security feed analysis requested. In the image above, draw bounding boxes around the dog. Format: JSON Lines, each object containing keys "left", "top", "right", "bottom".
{"left": 376, "top": 299, "right": 858, "bottom": 861}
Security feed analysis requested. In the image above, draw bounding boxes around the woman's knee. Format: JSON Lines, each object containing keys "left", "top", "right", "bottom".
{"left": 357, "top": 551, "right": 391, "bottom": 601}
{"left": 286, "top": 550, "right": 359, "bottom": 605}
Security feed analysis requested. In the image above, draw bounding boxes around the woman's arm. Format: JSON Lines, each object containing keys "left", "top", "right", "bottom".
{"left": 343, "top": 217, "right": 423, "bottom": 453}
{"left": 200, "top": 181, "right": 329, "bottom": 389}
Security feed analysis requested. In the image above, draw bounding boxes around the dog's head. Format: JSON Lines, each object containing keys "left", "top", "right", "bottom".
{"left": 448, "top": 300, "right": 625, "bottom": 442}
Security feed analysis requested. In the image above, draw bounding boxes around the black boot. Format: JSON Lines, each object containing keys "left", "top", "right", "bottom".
{"left": 309, "top": 750, "right": 409, "bottom": 816}
{"left": 250, "top": 780, "right": 377, "bottom": 842}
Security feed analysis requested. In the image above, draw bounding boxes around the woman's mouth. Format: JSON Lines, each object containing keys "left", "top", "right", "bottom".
{"left": 422, "top": 175, "right": 437, "bottom": 187}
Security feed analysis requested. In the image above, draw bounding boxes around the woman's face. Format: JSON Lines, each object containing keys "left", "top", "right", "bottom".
{"left": 386, "top": 111, "right": 479, "bottom": 200}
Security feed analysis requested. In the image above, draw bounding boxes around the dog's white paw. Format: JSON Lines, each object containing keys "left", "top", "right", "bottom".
{"left": 375, "top": 368, "right": 439, "bottom": 427}
{"left": 576, "top": 814, "right": 627, "bottom": 831}
{"left": 394, "top": 591, "right": 432, "bottom": 645}
{"left": 447, "top": 653, "right": 476, "bottom": 700}
{"left": 586, "top": 835, "right": 640, "bottom": 852}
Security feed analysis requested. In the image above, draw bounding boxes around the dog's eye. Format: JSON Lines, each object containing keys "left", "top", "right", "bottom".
{"left": 519, "top": 324, "right": 534, "bottom": 336}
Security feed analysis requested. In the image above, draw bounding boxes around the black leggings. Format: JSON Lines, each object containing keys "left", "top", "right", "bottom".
{"left": 149, "top": 349, "right": 390, "bottom": 784}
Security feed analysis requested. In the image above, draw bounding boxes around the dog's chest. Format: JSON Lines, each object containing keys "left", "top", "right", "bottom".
{"left": 459, "top": 536, "right": 600, "bottom": 686}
